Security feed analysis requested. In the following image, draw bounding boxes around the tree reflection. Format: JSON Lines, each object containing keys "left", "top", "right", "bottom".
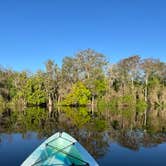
{"left": 0, "top": 107, "right": 166, "bottom": 159}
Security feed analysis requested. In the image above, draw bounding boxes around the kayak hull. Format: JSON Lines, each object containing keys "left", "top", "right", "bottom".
{"left": 21, "top": 132, "right": 99, "bottom": 166}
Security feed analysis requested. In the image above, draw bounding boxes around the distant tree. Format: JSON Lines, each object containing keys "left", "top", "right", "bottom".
{"left": 0, "top": 68, "right": 16, "bottom": 101}
{"left": 75, "top": 49, "right": 108, "bottom": 105}
{"left": 63, "top": 82, "right": 91, "bottom": 106}
{"left": 76, "top": 49, "right": 107, "bottom": 80}
{"left": 10, "top": 71, "right": 29, "bottom": 106}
{"left": 112, "top": 55, "right": 140, "bottom": 95}
{"left": 121, "top": 55, "right": 140, "bottom": 89}
{"left": 24, "top": 74, "right": 46, "bottom": 106}
{"left": 59, "top": 56, "right": 80, "bottom": 103}
{"left": 44, "top": 60, "right": 59, "bottom": 107}
{"left": 62, "top": 56, "right": 79, "bottom": 84}
{"left": 140, "top": 58, "right": 160, "bottom": 102}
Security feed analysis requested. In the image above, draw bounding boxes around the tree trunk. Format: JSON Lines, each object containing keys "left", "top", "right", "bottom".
{"left": 85, "top": 66, "right": 90, "bottom": 79}
{"left": 57, "top": 95, "right": 61, "bottom": 105}
{"left": 91, "top": 95, "right": 95, "bottom": 114}
{"left": 48, "top": 93, "right": 53, "bottom": 107}
{"left": 48, "top": 105, "right": 53, "bottom": 116}
{"left": 122, "top": 82, "right": 125, "bottom": 96}
{"left": 131, "top": 77, "right": 134, "bottom": 90}
{"left": 144, "top": 109, "right": 147, "bottom": 126}
{"left": 145, "top": 77, "right": 148, "bottom": 102}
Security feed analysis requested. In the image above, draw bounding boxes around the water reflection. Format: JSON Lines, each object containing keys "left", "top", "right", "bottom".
{"left": 0, "top": 107, "right": 166, "bottom": 162}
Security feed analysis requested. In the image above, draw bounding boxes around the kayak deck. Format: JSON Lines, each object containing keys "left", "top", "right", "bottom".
{"left": 21, "top": 132, "right": 99, "bottom": 166}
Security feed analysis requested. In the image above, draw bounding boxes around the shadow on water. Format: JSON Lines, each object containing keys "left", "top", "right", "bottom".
{"left": 0, "top": 106, "right": 166, "bottom": 165}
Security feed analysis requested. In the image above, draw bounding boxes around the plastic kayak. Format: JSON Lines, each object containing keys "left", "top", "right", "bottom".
{"left": 21, "top": 132, "right": 99, "bottom": 166}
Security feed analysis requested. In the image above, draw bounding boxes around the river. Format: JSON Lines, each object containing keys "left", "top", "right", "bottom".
{"left": 0, "top": 107, "right": 166, "bottom": 165}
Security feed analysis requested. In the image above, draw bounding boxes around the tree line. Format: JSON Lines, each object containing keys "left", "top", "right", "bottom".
{"left": 0, "top": 48, "right": 166, "bottom": 110}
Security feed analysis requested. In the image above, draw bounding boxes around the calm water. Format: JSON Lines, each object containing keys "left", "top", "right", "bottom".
{"left": 0, "top": 107, "right": 166, "bottom": 166}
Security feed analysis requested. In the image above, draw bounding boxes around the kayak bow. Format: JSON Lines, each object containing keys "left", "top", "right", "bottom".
{"left": 21, "top": 132, "right": 99, "bottom": 166}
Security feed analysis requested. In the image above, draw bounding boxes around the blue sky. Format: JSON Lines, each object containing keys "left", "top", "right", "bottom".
{"left": 0, "top": 0, "right": 166, "bottom": 72}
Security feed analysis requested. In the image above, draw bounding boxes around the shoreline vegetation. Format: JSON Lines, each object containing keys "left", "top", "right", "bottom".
{"left": 0, "top": 48, "right": 166, "bottom": 112}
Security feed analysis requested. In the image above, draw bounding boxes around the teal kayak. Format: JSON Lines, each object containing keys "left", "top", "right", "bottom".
{"left": 21, "top": 132, "right": 99, "bottom": 166}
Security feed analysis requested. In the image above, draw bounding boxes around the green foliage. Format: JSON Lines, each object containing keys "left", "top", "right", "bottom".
{"left": 0, "top": 96, "right": 6, "bottom": 111}
{"left": 24, "top": 75, "right": 46, "bottom": 105}
{"left": 12, "top": 74, "right": 46, "bottom": 106}
{"left": 97, "top": 99, "right": 108, "bottom": 108}
{"left": 136, "top": 100, "right": 148, "bottom": 113}
{"left": 122, "top": 95, "right": 135, "bottom": 104}
{"left": 97, "top": 97, "right": 117, "bottom": 111}
{"left": 148, "top": 76, "right": 160, "bottom": 88}
{"left": 63, "top": 107, "right": 91, "bottom": 128}
{"left": 92, "top": 119, "right": 108, "bottom": 132}
{"left": 121, "top": 107, "right": 135, "bottom": 120}
{"left": 116, "top": 95, "right": 136, "bottom": 109}
{"left": 109, "top": 98, "right": 118, "bottom": 109}
{"left": 63, "top": 82, "right": 91, "bottom": 106}
{"left": 91, "top": 79, "right": 107, "bottom": 97}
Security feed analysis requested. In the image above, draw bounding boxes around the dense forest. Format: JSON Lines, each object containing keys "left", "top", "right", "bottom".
{"left": 0, "top": 49, "right": 166, "bottom": 111}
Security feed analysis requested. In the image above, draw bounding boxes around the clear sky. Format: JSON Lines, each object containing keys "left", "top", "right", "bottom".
{"left": 0, "top": 0, "right": 166, "bottom": 72}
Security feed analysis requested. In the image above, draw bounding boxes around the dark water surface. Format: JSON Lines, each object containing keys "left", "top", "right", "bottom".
{"left": 0, "top": 107, "right": 166, "bottom": 166}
